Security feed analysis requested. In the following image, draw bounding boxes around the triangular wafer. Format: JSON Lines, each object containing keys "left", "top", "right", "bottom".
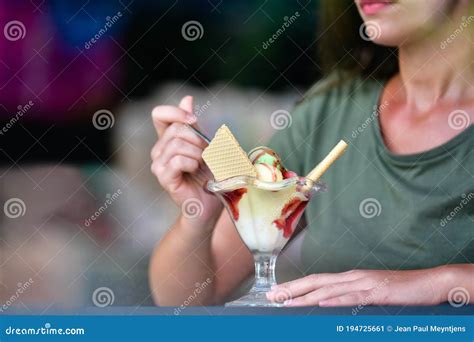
{"left": 202, "top": 124, "right": 256, "bottom": 181}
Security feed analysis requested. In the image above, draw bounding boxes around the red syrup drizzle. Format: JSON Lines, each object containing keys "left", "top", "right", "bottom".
{"left": 222, "top": 188, "right": 247, "bottom": 221}
{"left": 272, "top": 198, "right": 308, "bottom": 238}
{"left": 282, "top": 170, "right": 297, "bottom": 179}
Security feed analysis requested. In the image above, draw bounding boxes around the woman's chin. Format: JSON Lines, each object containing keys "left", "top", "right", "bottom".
{"left": 369, "top": 36, "right": 404, "bottom": 47}
{"left": 360, "top": 20, "right": 407, "bottom": 47}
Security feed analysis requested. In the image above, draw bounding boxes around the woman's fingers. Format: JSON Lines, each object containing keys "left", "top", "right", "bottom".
{"left": 151, "top": 105, "right": 195, "bottom": 137}
{"left": 151, "top": 135, "right": 206, "bottom": 192}
{"left": 163, "top": 155, "right": 200, "bottom": 193}
{"left": 169, "top": 155, "right": 200, "bottom": 176}
{"left": 284, "top": 279, "right": 371, "bottom": 307}
{"left": 267, "top": 275, "right": 321, "bottom": 301}
{"left": 319, "top": 290, "right": 375, "bottom": 307}
{"left": 151, "top": 96, "right": 197, "bottom": 137}
{"left": 154, "top": 155, "right": 200, "bottom": 187}
{"left": 179, "top": 95, "right": 193, "bottom": 113}
{"left": 157, "top": 137, "right": 204, "bottom": 167}
{"left": 151, "top": 122, "right": 207, "bottom": 160}
{"left": 267, "top": 270, "right": 365, "bottom": 302}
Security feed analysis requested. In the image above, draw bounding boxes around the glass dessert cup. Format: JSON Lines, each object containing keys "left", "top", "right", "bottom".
{"left": 207, "top": 176, "right": 323, "bottom": 307}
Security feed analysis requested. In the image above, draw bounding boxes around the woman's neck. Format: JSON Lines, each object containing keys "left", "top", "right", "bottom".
{"left": 396, "top": 10, "right": 474, "bottom": 111}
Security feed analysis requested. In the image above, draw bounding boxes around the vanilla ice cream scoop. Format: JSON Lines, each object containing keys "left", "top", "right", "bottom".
{"left": 248, "top": 146, "right": 295, "bottom": 182}
{"left": 255, "top": 163, "right": 283, "bottom": 182}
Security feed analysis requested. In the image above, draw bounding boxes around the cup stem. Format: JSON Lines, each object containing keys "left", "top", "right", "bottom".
{"left": 250, "top": 252, "right": 278, "bottom": 293}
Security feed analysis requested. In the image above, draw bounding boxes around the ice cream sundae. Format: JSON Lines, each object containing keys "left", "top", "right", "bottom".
{"left": 202, "top": 124, "right": 347, "bottom": 306}
{"left": 218, "top": 145, "right": 308, "bottom": 253}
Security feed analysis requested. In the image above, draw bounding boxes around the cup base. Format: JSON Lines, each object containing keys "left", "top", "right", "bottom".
{"left": 225, "top": 290, "right": 284, "bottom": 307}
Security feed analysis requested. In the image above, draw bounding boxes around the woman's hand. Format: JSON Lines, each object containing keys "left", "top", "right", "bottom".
{"left": 266, "top": 265, "right": 473, "bottom": 307}
{"left": 151, "top": 95, "right": 222, "bottom": 227}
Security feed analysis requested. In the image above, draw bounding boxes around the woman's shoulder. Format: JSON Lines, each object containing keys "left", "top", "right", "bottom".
{"left": 296, "top": 72, "right": 384, "bottom": 114}
{"left": 270, "top": 73, "right": 384, "bottom": 173}
{"left": 289, "top": 72, "right": 385, "bottom": 139}
{"left": 268, "top": 73, "right": 384, "bottom": 175}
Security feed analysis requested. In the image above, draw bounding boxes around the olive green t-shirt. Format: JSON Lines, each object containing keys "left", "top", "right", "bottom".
{"left": 269, "top": 75, "right": 473, "bottom": 273}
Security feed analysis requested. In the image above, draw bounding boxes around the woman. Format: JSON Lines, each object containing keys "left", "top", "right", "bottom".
{"left": 149, "top": 0, "right": 473, "bottom": 307}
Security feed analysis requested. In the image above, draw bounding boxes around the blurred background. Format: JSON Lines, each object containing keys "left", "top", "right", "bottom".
{"left": 0, "top": 0, "right": 322, "bottom": 310}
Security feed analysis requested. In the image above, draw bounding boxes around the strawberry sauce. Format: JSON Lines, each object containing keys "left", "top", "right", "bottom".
{"left": 223, "top": 188, "right": 247, "bottom": 221}
{"left": 282, "top": 170, "right": 297, "bottom": 179}
{"left": 272, "top": 198, "right": 308, "bottom": 238}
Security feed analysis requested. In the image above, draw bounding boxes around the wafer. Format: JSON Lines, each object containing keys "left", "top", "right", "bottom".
{"left": 202, "top": 124, "right": 256, "bottom": 181}
{"left": 306, "top": 140, "right": 348, "bottom": 182}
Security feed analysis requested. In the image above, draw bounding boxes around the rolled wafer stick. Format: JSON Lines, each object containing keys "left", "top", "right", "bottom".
{"left": 304, "top": 140, "right": 348, "bottom": 187}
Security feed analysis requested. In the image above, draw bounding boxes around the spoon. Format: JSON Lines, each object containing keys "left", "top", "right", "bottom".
{"left": 185, "top": 123, "right": 211, "bottom": 144}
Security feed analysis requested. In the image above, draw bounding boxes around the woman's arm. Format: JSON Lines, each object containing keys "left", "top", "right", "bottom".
{"left": 149, "top": 209, "right": 253, "bottom": 306}
{"left": 148, "top": 96, "right": 254, "bottom": 306}
{"left": 267, "top": 264, "right": 473, "bottom": 307}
